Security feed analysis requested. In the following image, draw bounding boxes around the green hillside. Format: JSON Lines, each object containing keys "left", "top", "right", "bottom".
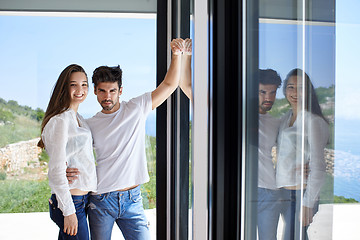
{"left": 268, "top": 85, "right": 335, "bottom": 120}
{"left": 0, "top": 97, "right": 44, "bottom": 148}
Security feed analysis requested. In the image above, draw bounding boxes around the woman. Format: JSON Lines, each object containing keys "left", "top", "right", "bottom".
{"left": 276, "top": 68, "right": 329, "bottom": 240}
{"left": 38, "top": 64, "right": 97, "bottom": 239}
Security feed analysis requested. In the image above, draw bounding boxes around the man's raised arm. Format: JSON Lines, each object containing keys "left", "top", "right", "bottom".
{"left": 179, "top": 38, "right": 192, "bottom": 101}
{"left": 151, "top": 38, "right": 183, "bottom": 110}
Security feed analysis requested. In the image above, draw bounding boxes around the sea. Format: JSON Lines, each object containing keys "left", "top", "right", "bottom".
{"left": 333, "top": 119, "right": 360, "bottom": 201}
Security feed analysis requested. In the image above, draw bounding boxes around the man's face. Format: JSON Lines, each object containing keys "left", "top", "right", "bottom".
{"left": 259, "top": 84, "right": 277, "bottom": 114}
{"left": 94, "top": 82, "right": 123, "bottom": 114}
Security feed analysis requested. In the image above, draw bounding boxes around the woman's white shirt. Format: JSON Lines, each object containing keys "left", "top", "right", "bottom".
{"left": 42, "top": 109, "right": 97, "bottom": 216}
{"left": 276, "top": 110, "right": 329, "bottom": 208}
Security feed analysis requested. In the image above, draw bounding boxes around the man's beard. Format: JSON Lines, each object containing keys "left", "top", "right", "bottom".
{"left": 260, "top": 101, "right": 273, "bottom": 112}
{"left": 101, "top": 100, "right": 116, "bottom": 111}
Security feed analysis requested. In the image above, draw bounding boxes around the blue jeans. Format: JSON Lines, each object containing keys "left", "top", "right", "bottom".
{"left": 281, "top": 189, "right": 319, "bottom": 240}
{"left": 88, "top": 185, "right": 150, "bottom": 240}
{"left": 257, "top": 188, "right": 284, "bottom": 240}
{"left": 49, "top": 194, "right": 90, "bottom": 240}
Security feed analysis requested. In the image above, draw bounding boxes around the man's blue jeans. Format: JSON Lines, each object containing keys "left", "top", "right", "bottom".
{"left": 257, "top": 187, "right": 284, "bottom": 240}
{"left": 88, "top": 185, "right": 150, "bottom": 240}
{"left": 49, "top": 193, "right": 90, "bottom": 240}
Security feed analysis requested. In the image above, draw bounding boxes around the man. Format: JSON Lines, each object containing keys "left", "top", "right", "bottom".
{"left": 67, "top": 38, "right": 192, "bottom": 239}
{"left": 257, "top": 69, "right": 282, "bottom": 240}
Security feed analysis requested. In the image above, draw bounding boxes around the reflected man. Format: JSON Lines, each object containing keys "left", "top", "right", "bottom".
{"left": 257, "top": 69, "right": 282, "bottom": 240}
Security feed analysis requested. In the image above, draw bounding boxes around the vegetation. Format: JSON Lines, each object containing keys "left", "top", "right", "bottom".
{"left": 0, "top": 97, "right": 44, "bottom": 148}
{"left": 0, "top": 98, "right": 44, "bottom": 122}
{"left": 0, "top": 179, "right": 51, "bottom": 213}
{"left": 269, "top": 85, "right": 335, "bottom": 120}
{"left": 269, "top": 85, "right": 335, "bottom": 149}
{"left": 268, "top": 98, "right": 291, "bottom": 118}
{"left": 38, "top": 150, "right": 50, "bottom": 164}
{"left": 319, "top": 173, "right": 334, "bottom": 204}
{"left": 319, "top": 173, "right": 359, "bottom": 204}
{"left": 316, "top": 85, "right": 335, "bottom": 104}
{"left": 0, "top": 170, "right": 6, "bottom": 181}
{"left": 334, "top": 195, "right": 359, "bottom": 203}
{"left": 142, "top": 135, "right": 157, "bottom": 209}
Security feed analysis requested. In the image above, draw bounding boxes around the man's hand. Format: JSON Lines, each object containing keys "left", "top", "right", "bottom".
{"left": 64, "top": 213, "right": 78, "bottom": 236}
{"left": 170, "top": 38, "right": 184, "bottom": 55}
{"left": 295, "top": 163, "right": 310, "bottom": 179}
{"left": 66, "top": 168, "right": 80, "bottom": 184}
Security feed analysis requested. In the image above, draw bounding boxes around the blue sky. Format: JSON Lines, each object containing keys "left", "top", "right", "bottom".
{"left": 0, "top": 14, "right": 157, "bottom": 119}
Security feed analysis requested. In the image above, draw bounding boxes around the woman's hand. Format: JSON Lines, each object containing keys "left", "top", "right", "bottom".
{"left": 64, "top": 213, "right": 78, "bottom": 236}
{"left": 183, "top": 38, "right": 192, "bottom": 55}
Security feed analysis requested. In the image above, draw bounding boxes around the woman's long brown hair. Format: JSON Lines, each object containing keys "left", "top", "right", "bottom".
{"left": 283, "top": 68, "right": 328, "bottom": 124}
{"left": 38, "top": 64, "right": 87, "bottom": 148}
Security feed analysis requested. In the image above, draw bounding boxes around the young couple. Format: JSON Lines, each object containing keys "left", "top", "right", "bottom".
{"left": 257, "top": 68, "right": 329, "bottom": 240}
{"left": 38, "top": 38, "right": 192, "bottom": 240}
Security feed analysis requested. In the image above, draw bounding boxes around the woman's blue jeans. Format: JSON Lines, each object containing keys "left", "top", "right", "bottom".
{"left": 49, "top": 193, "right": 90, "bottom": 240}
{"left": 281, "top": 189, "right": 319, "bottom": 240}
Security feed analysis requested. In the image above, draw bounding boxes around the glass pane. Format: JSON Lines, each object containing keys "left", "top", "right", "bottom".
{"left": 252, "top": 0, "right": 359, "bottom": 239}
{"left": 0, "top": 13, "right": 157, "bottom": 239}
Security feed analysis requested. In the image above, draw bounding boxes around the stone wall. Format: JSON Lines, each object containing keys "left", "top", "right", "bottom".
{"left": 324, "top": 148, "right": 335, "bottom": 176}
{"left": 0, "top": 138, "right": 42, "bottom": 172}
{"left": 272, "top": 147, "right": 335, "bottom": 175}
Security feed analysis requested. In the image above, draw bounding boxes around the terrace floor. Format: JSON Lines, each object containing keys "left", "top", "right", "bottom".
{"left": 0, "top": 204, "right": 359, "bottom": 239}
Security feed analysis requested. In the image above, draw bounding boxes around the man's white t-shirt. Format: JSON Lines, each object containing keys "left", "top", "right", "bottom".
{"left": 258, "top": 113, "right": 280, "bottom": 190}
{"left": 86, "top": 92, "right": 152, "bottom": 194}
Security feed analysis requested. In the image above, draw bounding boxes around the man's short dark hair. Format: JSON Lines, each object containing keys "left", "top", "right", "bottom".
{"left": 92, "top": 65, "right": 123, "bottom": 89}
{"left": 259, "top": 69, "right": 282, "bottom": 88}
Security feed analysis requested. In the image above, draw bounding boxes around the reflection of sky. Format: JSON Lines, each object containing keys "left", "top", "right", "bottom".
{"left": 259, "top": 22, "right": 335, "bottom": 98}
{"left": 0, "top": 15, "right": 156, "bottom": 118}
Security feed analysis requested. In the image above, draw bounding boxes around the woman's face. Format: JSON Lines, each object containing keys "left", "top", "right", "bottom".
{"left": 285, "top": 75, "right": 303, "bottom": 111}
{"left": 68, "top": 72, "right": 88, "bottom": 108}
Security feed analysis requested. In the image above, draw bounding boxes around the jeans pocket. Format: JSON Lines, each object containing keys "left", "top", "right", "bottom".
{"left": 130, "top": 190, "right": 143, "bottom": 203}
{"left": 49, "top": 195, "right": 64, "bottom": 228}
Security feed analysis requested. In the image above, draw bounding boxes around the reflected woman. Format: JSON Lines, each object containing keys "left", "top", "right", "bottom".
{"left": 38, "top": 64, "right": 97, "bottom": 239}
{"left": 276, "top": 68, "right": 329, "bottom": 240}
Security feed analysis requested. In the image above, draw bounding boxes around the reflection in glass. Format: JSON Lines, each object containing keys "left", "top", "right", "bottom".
{"left": 276, "top": 69, "right": 329, "bottom": 240}
{"left": 257, "top": 2, "right": 337, "bottom": 239}
{"left": 257, "top": 69, "right": 283, "bottom": 240}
